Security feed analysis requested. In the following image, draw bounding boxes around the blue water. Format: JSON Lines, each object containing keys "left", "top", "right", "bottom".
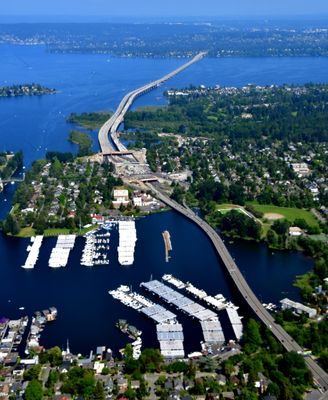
{"left": 0, "top": 44, "right": 324, "bottom": 355}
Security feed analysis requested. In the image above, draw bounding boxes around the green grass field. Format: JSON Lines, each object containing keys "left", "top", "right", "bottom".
{"left": 217, "top": 207, "right": 245, "bottom": 215}
{"left": 247, "top": 203, "right": 319, "bottom": 227}
{"left": 17, "top": 225, "right": 97, "bottom": 238}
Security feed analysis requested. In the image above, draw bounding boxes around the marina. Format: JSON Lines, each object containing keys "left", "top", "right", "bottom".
{"left": 118, "top": 220, "right": 137, "bottom": 266}
{"left": 140, "top": 279, "right": 226, "bottom": 345}
{"left": 21, "top": 235, "right": 43, "bottom": 269}
{"left": 162, "top": 274, "right": 243, "bottom": 340}
{"left": 48, "top": 235, "right": 76, "bottom": 268}
{"left": 109, "top": 285, "right": 184, "bottom": 358}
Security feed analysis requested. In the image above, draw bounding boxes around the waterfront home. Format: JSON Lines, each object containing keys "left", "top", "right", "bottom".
{"left": 280, "top": 298, "right": 317, "bottom": 318}
{"left": 90, "top": 214, "right": 104, "bottom": 225}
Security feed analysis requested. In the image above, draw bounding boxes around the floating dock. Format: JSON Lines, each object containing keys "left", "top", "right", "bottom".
{"left": 22, "top": 235, "right": 43, "bottom": 269}
{"left": 118, "top": 221, "right": 137, "bottom": 266}
{"left": 162, "top": 230, "right": 172, "bottom": 262}
{"left": 49, "top": 235, "right": 76, "bottom": 268}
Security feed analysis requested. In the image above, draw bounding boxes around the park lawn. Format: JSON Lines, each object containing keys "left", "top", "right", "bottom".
{"left": 17, "top": 227, "right": 36, "bottom": 237}
{"left": 261, "top": 223, "right": 271, "bottom": 238}
{"left": 217, "top": 203, "right": 244, "bottom": 210}
{"left": 247, "top": 203, "right": 319, "bottom": 227}
{"left": 44, "top": 225, "right": 97, "bottom": 237}
{"left": 44, "top": 228, "right": 72, "bottom": 237}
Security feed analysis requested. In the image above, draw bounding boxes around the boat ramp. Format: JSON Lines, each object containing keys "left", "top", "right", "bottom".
{"left": 49, "top": 235, "right": 76, "bottom": 268}
{"left": 22, "top": 235, "right": 43, "bottom": 269}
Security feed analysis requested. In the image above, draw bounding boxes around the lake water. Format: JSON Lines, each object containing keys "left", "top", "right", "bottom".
{"left": 0, "top": 44, "right": 325, "bottom": 355}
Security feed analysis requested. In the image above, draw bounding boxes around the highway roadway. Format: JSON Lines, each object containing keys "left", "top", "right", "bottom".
{"left": 98, "top": 52, "right": 206, "bottom": 154}
{"left": 148, "top": 184, "right": 328, "bottom": 395}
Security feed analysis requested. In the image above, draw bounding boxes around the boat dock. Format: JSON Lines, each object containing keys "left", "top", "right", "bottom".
{"left": 22, "top": 235, "right": 43, "bottom": 269}
{"left": 109, "top": 285, "right": 185, "bottom": 358}
{"left": 118, "top": 221, "right": 137, "bottom": 266}
{"left": 49, "top": 235, "right": 76, "bottom": 268}
{"left": 162, "top": 230, "right": 172, "bottom": 262}
{"left": 163, "top": 274, "right": 228, "bottom": 311}
{"left": 81, "top": 229, "right": 110, "bottom": 267}
{"left": 140, "top": 279, "right": 225, "bottom": 345}
{"left": 226, "top": 307, "right": 243, "bottom": 341}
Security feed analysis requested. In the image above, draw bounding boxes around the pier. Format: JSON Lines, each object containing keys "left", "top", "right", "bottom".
{"left": 162, "top": 230, "right": 172, "bottom": 262}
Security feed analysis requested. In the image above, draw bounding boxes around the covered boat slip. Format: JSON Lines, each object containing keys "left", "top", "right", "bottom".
{"left": 118, "top": 220, "right": 137, "bottom": 266}
{"left": 157, "top": 323, "right": 184, "bottom": 358}
{"left": 200, "top": 321, "right": 225, "bottom": 344}
{"left": 49, "top": 235, "right": 76, "bottom": 268}
{"left": 140, "top": 280, "right": 218, "bottom": 321}
{"left": 226, "top": 307, "right": 243, "bottom": 340}
{"left": 141, "top": 279, "right": 226, "bottom": 344}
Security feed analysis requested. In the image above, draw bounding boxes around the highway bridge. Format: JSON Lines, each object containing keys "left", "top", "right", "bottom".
{"left": 147, "top": 184, "right": 328, "bottom": 395}
{"left": 98, "top": 52, "right": 206, "bottom": 154}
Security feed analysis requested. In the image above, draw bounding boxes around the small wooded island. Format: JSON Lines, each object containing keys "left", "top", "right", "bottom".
{"left": 0, "top": 83, "right": 56, "bottom": 97}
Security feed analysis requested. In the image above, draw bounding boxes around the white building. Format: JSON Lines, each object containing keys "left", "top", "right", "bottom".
{"left": 291, "top": 162, "right": 310, "bottom": 177}
{"left": 280, "top": 298, "right": 317, "bottom": 318}
{"left": 112, "top": 189, "right": 130, "bottom": 209}
{"left": 289, "top": 226, "right": 303, "bottom": 237}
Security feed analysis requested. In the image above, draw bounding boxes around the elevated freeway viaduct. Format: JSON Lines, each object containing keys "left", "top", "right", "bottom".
{"left": 98, "top": 51, "right": 206, "bottom": 154}
{"left": 147, "top": 184, "right": 328, "bottom": 395}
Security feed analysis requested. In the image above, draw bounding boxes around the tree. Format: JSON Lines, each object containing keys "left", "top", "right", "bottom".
{"left": 93, "top": 380, "right": 105, "bottom": 400}
{"left": 243, "top": 319, "right": 263, "bottom": 352}
{"left": 272, "top": 219, "right": 289, "bottom": 235}
{"left": 2, "top": 213, "right": 20, "bottom": 235}
{"left": 23, "top": 365, "right": 41, "bottom": 381}
{"left": 267, "top": 228, "right": 279, "bottom": 248}
{"left": 139, "top": 348, "right": 163, "bottom": 373}
{"left": 47, "top": 346, "right": 63, "bottom": 367}
{"left": 24, "top": 379, "right": 43, "bottom": 400}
